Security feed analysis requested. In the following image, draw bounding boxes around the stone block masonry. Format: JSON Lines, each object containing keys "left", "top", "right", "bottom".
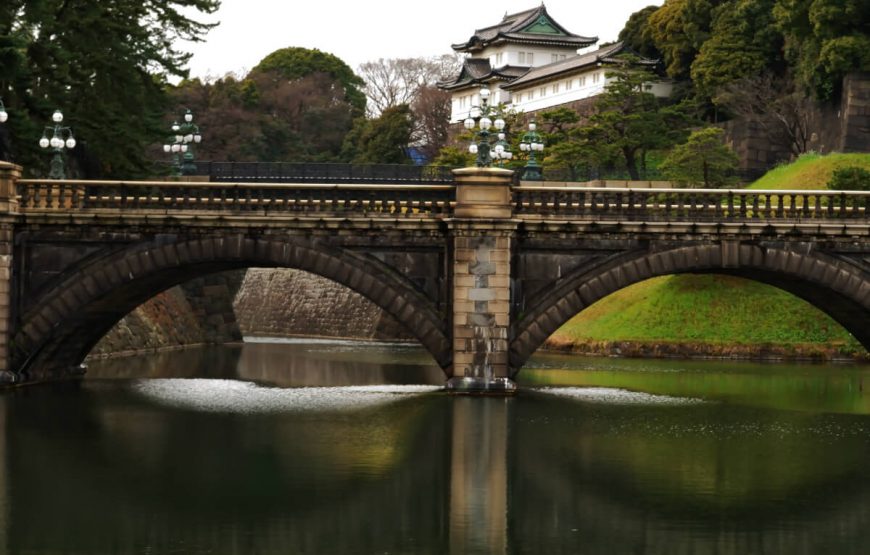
{"left": 448, "top": 167, "right": 517, "bottom": 394}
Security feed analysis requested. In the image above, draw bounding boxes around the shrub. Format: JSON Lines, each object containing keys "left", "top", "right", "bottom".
{"left": 828, "top": 166, "right": 870, "bottom": 191}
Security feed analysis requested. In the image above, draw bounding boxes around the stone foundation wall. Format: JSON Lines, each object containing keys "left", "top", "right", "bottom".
{"left": 233, "top": 268, "right": 411, "bottom": 341}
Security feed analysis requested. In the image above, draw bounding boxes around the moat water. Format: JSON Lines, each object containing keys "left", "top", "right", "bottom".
{"left": 3, "top": 339, "right": 870, "bottom": 554}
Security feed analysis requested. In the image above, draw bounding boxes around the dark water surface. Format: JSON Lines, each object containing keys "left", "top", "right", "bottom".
{"left": 3, "top": 340, "right": 870, "bottom": 554}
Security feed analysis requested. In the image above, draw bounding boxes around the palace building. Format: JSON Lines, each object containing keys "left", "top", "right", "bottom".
{"left": 438, "top": 5, "right": 672, "bottom": 122}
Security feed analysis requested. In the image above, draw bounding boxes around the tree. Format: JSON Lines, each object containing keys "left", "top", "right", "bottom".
{"left": 646, "top": 0, "right": 727, "bottom": 80}
{"left": 690, "top": 0, "right": 784, "bottom": 100}
{"left": 411, "top": 85, "right": 453, "bottom": 161}
{"left": 660, "top": 127, "right": 739, "bottom": 187}
{"left": 618, "top": 6, "right": 664, "bottom": 60}
{"left": 774, "top": 0, "right": 870, "bottom": 99}
{"left": 579, "top": 60, "right": 690, "bottom": 180}
{"left": 251, "top": 47, "right": 366, "bottom": 117}
{"left": 714, "top": 73, "right": 813, "bottom": 157}
{"left": 342, "top": 104, "right": 414, "bottom": 164}
{"left": 0, "top": 0, "right": 219, "bottom": 177}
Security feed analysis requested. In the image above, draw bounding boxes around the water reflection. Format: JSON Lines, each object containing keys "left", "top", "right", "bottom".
{"left": 2, "top": 344, "right": 870, "bottom": 553}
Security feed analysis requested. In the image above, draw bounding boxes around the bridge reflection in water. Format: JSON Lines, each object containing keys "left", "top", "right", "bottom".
{"left": 2, "top": 343, "right": 869, "bottom": 553}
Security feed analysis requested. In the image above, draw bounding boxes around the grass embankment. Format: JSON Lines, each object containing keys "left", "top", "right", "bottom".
{"left": 546, "top": 153, "right": 870, "bottom": 361}
{"left": 748, "top": 152, "right": 870, "bottom": 190}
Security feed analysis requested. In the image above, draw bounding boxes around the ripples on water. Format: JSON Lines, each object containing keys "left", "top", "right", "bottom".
{"left": 133, "top": 378, "right": 442, "bottom": 413}
{"left": 535, "top": 386, "right": 705, "bottom": 405}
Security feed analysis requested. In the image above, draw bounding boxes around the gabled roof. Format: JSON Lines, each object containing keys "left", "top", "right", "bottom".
{"left": 501, "top": 42, "right": 659, "bottom": 91}
{"left": 437, "top": 58, "right": 530, "bottom": 91}
{"left": 451, "top": 4, "right": 597, "bottom": 52}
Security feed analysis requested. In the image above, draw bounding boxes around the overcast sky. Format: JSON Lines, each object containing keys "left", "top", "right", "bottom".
{"left": 181, "top": 0, "right": 661, "bottom": 79}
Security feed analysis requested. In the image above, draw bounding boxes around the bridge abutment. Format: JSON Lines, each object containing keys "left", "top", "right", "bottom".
{"left": 0, "top": 163, "right": 18, "bottom": 383}
{"left": 447, "top": 168, "right": 517, "bottom": 395}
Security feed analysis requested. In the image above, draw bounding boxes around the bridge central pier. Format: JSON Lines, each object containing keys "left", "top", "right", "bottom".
{"left": 446, "top": 168, "right": 518, "bottom": 395}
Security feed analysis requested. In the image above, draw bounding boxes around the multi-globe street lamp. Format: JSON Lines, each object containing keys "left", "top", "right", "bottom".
{"left": 162, "top": 109, "right": 202, "bottom": 176}
{"left": 0, "top": 99, "right": 8, "bottom": 123}
{"left": 518, "top": 120, "right": 545, "bottom": 181}
{"left": 463, "top": 87, "right": 512, "bottom": 168}
{"left": 38, "top": 110, "right": 76, "bottom": 180}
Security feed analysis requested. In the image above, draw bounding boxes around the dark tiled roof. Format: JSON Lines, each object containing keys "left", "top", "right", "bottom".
{"left": 451, "top": 5, "right": 596, "bottom": 52}
{"left": 501, "top": 42, "right": 658, "bottom": 90}
{"left": 437, "top": 59, "right": 530, "bottom": 91}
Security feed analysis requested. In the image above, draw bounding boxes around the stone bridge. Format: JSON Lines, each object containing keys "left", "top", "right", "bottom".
{"left": 0, "top": 161, "right": 867, "bottom": 392}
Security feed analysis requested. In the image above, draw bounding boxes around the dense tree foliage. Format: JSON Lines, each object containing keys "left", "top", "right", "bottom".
{"left": 342, "top": 104, "right": 414, "bottom": 164}
{"left": 169, "top": 47, "right": 365, "bottom": 163}
{"left": 0, "top": 0, "right": 219, "bottom": 177}
{"left": 660, "top": 127, "right": 739, "bottom": 187}
{"left": 252, "top": 47, "right": 366, "bottom": 117}
{"left": 617, "top": 6, "right": 663, "bottom": 61}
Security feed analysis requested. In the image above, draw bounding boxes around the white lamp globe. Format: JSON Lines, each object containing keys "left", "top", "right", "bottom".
{"left": 505, "top": 151, "right": 513, "bottom": 159}
{"left": 184, "top": 111, "right": 193, "bottom": 122}
{"left": 65, "top": 137, "right": 76, "bottom": 149}
{"left": 193, "top": 134, "right": 202, "bottom": 143}
{"left": 494, "top": 144, "right": 505, "bottom": 154}
{"left": 163, "top": 145, "right": 171, "bottom": 153}
{"left": 181, "top": 144, "right": 188, "bottom": 152}
{"left": 480, "top": 117, "right": 492, "bottom": 130}
{"left": 479, "top": 87, "right": 491, "bottom": 99}
{"left": 175, "top": 134, "right": 183, "bottom": 143}
{"left": 520, "top": 143, "right": 529, "bottom": 151}
{"left": 529, "top": 122, "right": 537, "bottom": 131}
{"left": 50, "top": 137, "right": 62, "bottom": 148}
{"left": 494, "top": 118, "right": 505, "bottom": 130}
{"left": 470, "top": 106, "right": 481, "bottom": 119}
{"left": 52, "top": 110, "right": 63, "bottom": 123}
{"left": 171, "top": 122, "right": 180, "bottom": 132}
{"left": 469, "top": 144, "right": 478, "bottom": 154}
{"left": 184, "top": 134, "right": 193, "bottom": 143}
{"left": 0, "top": 110, "right": 7, "bottom": 123}
{"left": 463, "top": 118, "right": 475, "bottom": 130}
{"left": 171, "top": 144, "right": 180, "bottom": 153}
{"left": 39, "top": 137, "right": 50, "bottom": 148}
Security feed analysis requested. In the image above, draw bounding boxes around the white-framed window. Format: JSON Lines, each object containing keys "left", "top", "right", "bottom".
{"left": 459, "top": 96, "right": 467, "bottom": 108}
{"left": 518, "top": 52, "right": 525, "bottom": 64}
{"left": 579, "top": 75, "right": 587, "bottom": 86}
{"left": 565, "top": 79, "right": 573, "bottom": 90}
{"left": 552, "top": 83, "right": 560, "bottom": 94}
{"left": 592, "top": 72, "right": 600, "bottom": 84}
{"left": 495, "top": 53, "right": 503, "bottom": 66}
{"left": 539, "top": 86, "right": 547, "bottom": 97}
{"left": 527, "top": 52, "right": 534, "bottom": 65}
{"left": 528, "top": 89, "right": 535, "bottom": 100}
{"left": 551, "top": 54, "right": 558, "bottom": 63}
{"left": 515, "top": 93, "right": 522, "bottom": 103}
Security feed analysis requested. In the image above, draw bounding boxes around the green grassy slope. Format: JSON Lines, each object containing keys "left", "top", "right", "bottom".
{"left": 748, "top": 152, "right": 870, "bottom": 190}
{"left": 547, "top": 153, "right": 869, "bottom": 359}
{"left": 550, "top": 275, "right": 860, "bottom": 349}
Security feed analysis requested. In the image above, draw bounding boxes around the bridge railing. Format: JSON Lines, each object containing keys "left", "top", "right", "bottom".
{"left": 514, "top": 187, "right": 870, "bottom": 222}
{"left": 16, "top": 180, "right": 455, "bottom": 217}
{"left": 203, "top": 162, "right": 457, "bottom": 184}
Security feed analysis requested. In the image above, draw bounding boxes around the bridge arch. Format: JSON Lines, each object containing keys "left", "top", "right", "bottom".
{"left": 510, "top": 244, "right": 870, "bottom": 374}
{"left": 13, "top": 234, "right": 452, "bottom": 380}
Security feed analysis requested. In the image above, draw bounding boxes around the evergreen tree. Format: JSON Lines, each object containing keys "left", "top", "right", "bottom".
{"left": 0, "top": 0, "right": 219, "bottom": 177}
{"left": 660, "top": 127, "right": 739, "bottom": 187}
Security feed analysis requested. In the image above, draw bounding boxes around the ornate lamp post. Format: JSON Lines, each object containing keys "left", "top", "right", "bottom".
{"left": 38, "top": 110, "right": 76, "bottom": 180}
{"left": 518, "top": 120, "right": 545, "bottom": 181}
{"left": 463, "top": 87, "right": 511, "bottom": 167}
{"left": 162, "top": 109, "right": 202, "bottom": 176}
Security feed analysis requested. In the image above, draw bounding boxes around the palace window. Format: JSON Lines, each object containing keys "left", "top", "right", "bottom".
{"left": 579, "top": 76, "right": 586, "bottom": 86}
{"left": 552, "top": 83, "right": 560, "bottom": 94}
{"left": 539, "top": 86, "right": 547, "bottom": 97}
{"left": 518, "top": 52, "right": 525, "bottom": 64}
{"left": 528, "top": 90, "right": 535, "bottom": 100}
{"left": 515, "top": 93, "right": 522, "bottom": 103}
{"left": 527, "top": 52, "right": 534, "bottom": 64}
{"left": 551, "top": 54, "right": 558, "bottom": 63}
{"left": 495, "top": 53, "right": 503, "bottom": 66}
{"left": 592, "top": 72, "right": 600, "bottom": 84}
{"left": 565, "top": 79, "right": 573, "bottom": 90}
